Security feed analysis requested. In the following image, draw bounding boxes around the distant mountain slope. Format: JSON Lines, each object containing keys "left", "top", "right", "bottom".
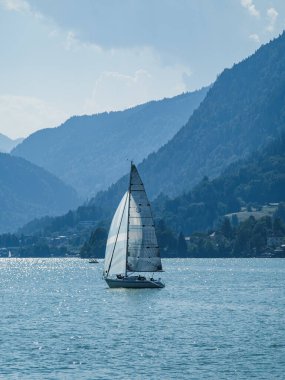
{"left": 153, "top": 131, "right": 285, "bottom": 234}
{"left": 0, "top": 133, "right": 23, "bottom": 153}
{"left": 0, "top": 153, "right": 79, "bottom": 233}
{"left": 19, "top": 132, "right": 285, "bottom": 239}
{"left": 90, "top": 32, "right": 285, "bottom": 213}
{"left": 12, "top": 88, "right": 208, "bottom": 198}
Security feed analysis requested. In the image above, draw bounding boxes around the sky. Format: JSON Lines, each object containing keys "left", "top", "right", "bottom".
{"left": 0, "top": 0, "right": 285, "bottom": 139}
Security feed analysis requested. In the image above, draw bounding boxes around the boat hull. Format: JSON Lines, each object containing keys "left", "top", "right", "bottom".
{"left": 89, "top": 259, "right": 98, "bottom": 263}
{"left": 105, "top": 276, "right": 165, "bottom": 289}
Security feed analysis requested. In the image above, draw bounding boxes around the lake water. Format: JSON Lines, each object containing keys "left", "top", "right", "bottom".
{"left": 0, "top": 258, "right": 284, "bottom": 379}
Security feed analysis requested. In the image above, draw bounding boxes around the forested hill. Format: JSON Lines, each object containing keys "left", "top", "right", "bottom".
{"left": 0, "top": 153, "right": 79, "bottom": 233}
{"left": 153, "top": 131, "right": 285, "bottom": 235}
{"left": 12, "top": 88, "right": 208, "bottom": 198}
{"left": 90, "top": 31, "right": 285, "bottom": 214}
{"left": 19, "top": 131, "right": 285, "bottom": 239}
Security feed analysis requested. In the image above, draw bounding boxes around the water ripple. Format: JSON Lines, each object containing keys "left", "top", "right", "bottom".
{"left": 0, "top": 258, "right": 284, "bottom": 379}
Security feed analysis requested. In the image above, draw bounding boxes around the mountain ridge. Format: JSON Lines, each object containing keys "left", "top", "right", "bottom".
{"left": 17, "top": 131, "right": 285, "bottom": 259}
{"left": 12, "top": 88, "right": 208, "bottom": 198}
{"left": 89, "top": 32, "right": 285, "bottom": 214}
{"left": 0, "top": 133, "right": 23, "bottom": 153}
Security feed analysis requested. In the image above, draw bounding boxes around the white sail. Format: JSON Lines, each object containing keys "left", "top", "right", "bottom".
{"left": 104, "top": 191, "right": 129, "bottom": 276}
{"left": 126, "top": 165, "right": 162, "bottom": 272}
{"left": 104, "top": 164, "right": 162, "bottom": 278}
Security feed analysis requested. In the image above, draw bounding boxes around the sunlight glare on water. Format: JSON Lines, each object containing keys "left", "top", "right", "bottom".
{"left": 0, "top": 258, "right": 284, "bottom": 379}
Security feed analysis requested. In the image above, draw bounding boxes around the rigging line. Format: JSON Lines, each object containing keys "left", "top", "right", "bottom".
{"left": 105, "top": 193, "right": 129, "bottom": 277}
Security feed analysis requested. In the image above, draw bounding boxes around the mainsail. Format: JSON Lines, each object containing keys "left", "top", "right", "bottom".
{"left": 127, "top": 165, "right": 162, "bottom": 272}
{"left": 104, "top": 164, "right": 162, "bottom": 277}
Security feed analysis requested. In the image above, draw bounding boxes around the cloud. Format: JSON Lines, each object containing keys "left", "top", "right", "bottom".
{"left": 83, "top": 65, "right": 190, "bottom": 115}
{"left": 266, "top": 7, "right": 278, "bottom": 33}
{"left": 0, "top": 95, "right": 68, "bottom": 138}
{"left": 5, "top": 0, "right": 277, "bottom": 139}
{"left": 84, "top": 70, "right": 156, "bottom": 114}
{"left": 65, "top": 30, "right": 79, "bottom": 51}
{"left": 64, "top": 30, "right": 102, "bottom": 53}
{"left": 1, "top": 0, "right": 100, "bottom": 55}
{"left": 0, "top": 0, "right": 30, "bottom": 13}
{"left": 241, "top": 0, "right": 260, "bottom": 17}
{"left": 0, "top": 1, "right": 194, "bottom": 138}
{"left": 249, "top": 33, "right": 260, "bottom": 43}
{"left": 0, "top": 0, "right": 41, "bottom": 21}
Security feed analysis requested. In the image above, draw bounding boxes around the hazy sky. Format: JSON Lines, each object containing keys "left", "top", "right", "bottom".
{"left": 1, "top": 0, "right": 285, "bottom": 139}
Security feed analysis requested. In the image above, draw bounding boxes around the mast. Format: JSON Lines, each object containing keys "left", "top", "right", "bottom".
{"left": 125, "top": 161, "right": 133, "bottom": 277}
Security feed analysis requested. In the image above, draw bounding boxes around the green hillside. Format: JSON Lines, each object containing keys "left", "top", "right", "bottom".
{"left": 81, "top": 134, "right": 285, "bottom": 259}
{"left": 90, "top": 32, "right": 285, "bottom": 215}
{"left": 153, "top": 132, "right": 285, "bottom": 235}
{"left": 18, "top": 132, "right": 285, "bottom": 252}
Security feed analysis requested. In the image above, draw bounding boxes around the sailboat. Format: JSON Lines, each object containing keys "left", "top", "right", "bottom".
{"left": 103, "top": 163, "right": 165, "bottom": 289}
{"left": 88, "top": 258, "right": 99, "bottom": 263}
